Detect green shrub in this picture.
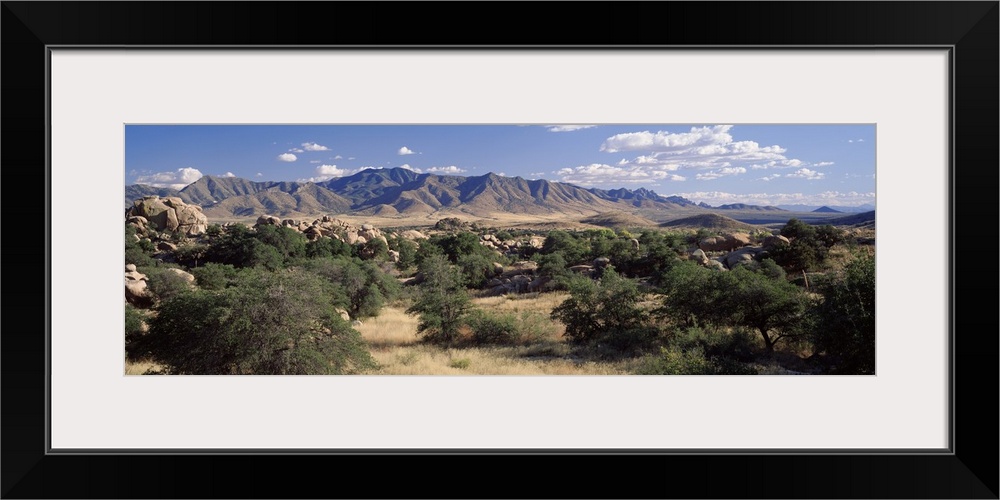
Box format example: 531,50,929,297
659,262,811,353
172,243,210,268
137,268,376,375
551,268,648,345
358,237,389,261
205,224,223,238
300,257,398,319
305,237,352,259
449,358,471,369
386,236,418,271
434,231,490,263
254,224,307,261
407,255,471,345
203,224,285,270
590,326,662,359
771,219,846,273
636,345,758,375
540,230,588,266
125,246,156,268
674,326,758,363
465,310,519,345
668,326,760,374
125,225,156,267
811,253,875,374
124,304,145,346
141,265,193,302
457,252,496,288
636,346,716,375
191,262,239,290
535,252,571,288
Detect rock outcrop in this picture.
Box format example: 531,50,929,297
400,230,428,240
165,268,197,286
689,248,710,266
478,233,546,256
125,264,152,307
252,215,389,248
126,196,209,237
698,232,752,252
762,235,791,250
722,247,764,269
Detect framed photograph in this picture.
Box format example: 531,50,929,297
3,2,996,498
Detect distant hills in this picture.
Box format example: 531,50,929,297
812,206,843,213
580,211,659,229
661,213,757,231
124,168,872,221
825,210,876,227
777,203,875,213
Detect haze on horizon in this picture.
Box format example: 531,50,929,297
126,124,876,209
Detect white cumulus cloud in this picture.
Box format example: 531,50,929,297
426,165,466,174
135,167,203,190
672,190,874,207
557,163,688,186
298,164,357,183
695,166,747,181
302,142,330,151
786,168,825,180
397,146,417,155
601,125,736,153
596,125,829,184
317,164,351,177
221,172,236,178
334,155,343,160
277,153,297,162
255,173,263,177
545,125,596,132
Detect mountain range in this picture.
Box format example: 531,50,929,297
126,168,699,219
125,168,866,221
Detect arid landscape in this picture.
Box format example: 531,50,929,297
125,124,876,375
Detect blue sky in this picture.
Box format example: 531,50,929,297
126,124,876,207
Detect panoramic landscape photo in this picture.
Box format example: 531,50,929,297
124,124,876,375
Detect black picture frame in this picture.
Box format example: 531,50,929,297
3,2,997,498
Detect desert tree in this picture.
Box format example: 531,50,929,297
138,268,375,375
551,267,649,346
406,254,471,345
811,253,876,373
660,261,811,354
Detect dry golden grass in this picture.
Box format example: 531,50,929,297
205,209,625,232
125,359,165,375
352,306,422,349
355,294,636,375
364,344,633,375
472,292,569,316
